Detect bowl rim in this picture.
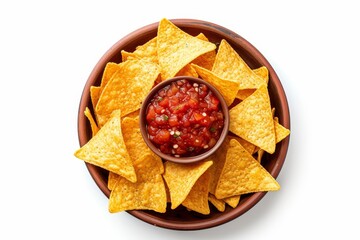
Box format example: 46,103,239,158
77,18,291,231
139,76,229,164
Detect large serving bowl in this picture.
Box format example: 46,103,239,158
77,19,290,230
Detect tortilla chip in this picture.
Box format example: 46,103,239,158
84,107,99,136
90,86,101,111
191,33,216,70
215,139,280,199
121,37,158,63
176,64,198,77
223,195,241,208
191,63,238,106
208,137,231,195
257,149,265,163
229,84,276,153
253,66,269,84
208,194,226,212
74,110,136,183
95,59,159,126
229,135,256,155
274,117,290,143
235,66,269,100
108,154,167,213
182,170,211,215
163,160,213,209
235,89,256,101
120,50,136,62
90,62,122,109
212,39,266,89
107,171,118,190
157,18,216,80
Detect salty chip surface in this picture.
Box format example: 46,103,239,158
108,154,166,213
74,110,136,183
215,139,280,199
157,18,216,80
229,84,276,153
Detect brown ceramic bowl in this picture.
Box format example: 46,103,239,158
139,76,229,164
77,19,290,230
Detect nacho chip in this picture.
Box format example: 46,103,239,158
274,117,291,143
176,64,198,77
84,107,99,136
107,171,118,190
95,59,159,126
208,194,226,212
122,116,163,164
257,149,265,163
208,137,231,195
90,86,101,111
108,115,163,189
229,84,276,153
235,89,256,101
235,66,269,100
163,160,213,209
215,139,280,199
191,64,238,106
90,62,122,109
157,18,216,80
121,37,158,63
120,50,136,62
253,66,269,84
229,135,256,155
212,39,266,90
182,169,211,215
191,33,216,70
108,154,167,213
223,195,241,208
74,110,136,183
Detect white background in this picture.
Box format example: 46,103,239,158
1,0,359,239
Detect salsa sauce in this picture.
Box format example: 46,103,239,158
145,79,224,157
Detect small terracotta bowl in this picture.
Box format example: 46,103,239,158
139,76,229,164
77,19,290,230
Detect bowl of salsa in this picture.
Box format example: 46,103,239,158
139,76,229,164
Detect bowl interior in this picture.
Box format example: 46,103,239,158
77,19,290,230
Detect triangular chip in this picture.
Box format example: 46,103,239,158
121,37,158,63
229,84,276,153
191,63,238,106
163,160,213,209
108,115,164,190
215,139,280,199
208,137,231,195
274,117,290,143
107,171,118,190
223,195,240,208
182,169,211,215
84,107,99,136
122,116,163,166
208,194,226,212
108,154,167,213
95,59,159,126
235,66,269,100
191,33,216,70
157,18,216,80
176,64,198,77
90,62,122,109
253,66,269,84
212,39,267,90
74,110,136,183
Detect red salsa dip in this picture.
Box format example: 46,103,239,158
145,79,224,157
